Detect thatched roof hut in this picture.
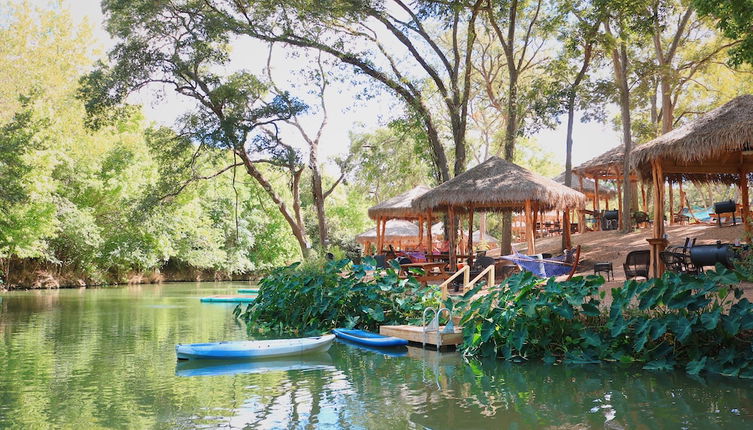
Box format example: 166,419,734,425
574,146,625,179
631,95,753,184
430,222,498,243
355,220,419,242
412,156,585,212
368,185,431,220
553,171,616,198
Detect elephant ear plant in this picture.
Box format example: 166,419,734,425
234,257,441,335
456,264,753,378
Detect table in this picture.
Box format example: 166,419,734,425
399,261,449,283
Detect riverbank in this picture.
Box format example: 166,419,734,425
1,258,260,290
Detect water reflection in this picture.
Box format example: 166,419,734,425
175,354,335,377
1,283,753,429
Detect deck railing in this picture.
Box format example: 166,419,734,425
439,264,495,300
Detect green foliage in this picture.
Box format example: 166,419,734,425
236,258,441,335
694,0,753,66
458,266,753,378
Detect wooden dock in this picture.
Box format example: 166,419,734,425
379,325,463,350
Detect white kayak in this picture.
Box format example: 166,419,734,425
176,334,335,360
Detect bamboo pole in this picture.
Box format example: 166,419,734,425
594,178,601,231
418,215,423,250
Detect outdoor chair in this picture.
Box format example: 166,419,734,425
623,250,650,279
374,254,387,269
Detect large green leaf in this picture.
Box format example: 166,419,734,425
686,356,707,375
700,308,721,330
581,301,600,317
672,316,692,343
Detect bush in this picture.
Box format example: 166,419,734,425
235,257,441,335
457,265,753,378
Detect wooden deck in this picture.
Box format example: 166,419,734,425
379,325,463,350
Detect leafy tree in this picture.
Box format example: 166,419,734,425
80,0,318,257
694,0,753,66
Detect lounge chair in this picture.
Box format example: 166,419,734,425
623,250,650,279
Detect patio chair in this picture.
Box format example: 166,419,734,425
623,250,650,279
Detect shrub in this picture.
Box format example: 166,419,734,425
235,257,441,335
457,265,753,378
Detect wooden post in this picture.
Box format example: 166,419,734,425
594,178,601,231
467,205,475,267
741,170,751,239
448,206,457,272
532,203,539,239
381,217,387,253
376,217,382,254
427,211,433,251
578,175,586,233
563,208,572,249
604,196,610,211
525,199,536,255
418,215,423,250
648,159,668,278
641,182,648,213
668,179,674,225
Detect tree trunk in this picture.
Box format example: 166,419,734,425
309,142,328,249
613,40,633,233
499,72,519,255
237,150,310,258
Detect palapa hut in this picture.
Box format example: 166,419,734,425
367,185,434,253
573,146,646,231
631,94,753,277
554,171,617,233
356,220,420,254
412,156,586,269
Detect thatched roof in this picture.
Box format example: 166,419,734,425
355,220,419,242
430,222,498,243
412,156,586,212
553,171,617,198
631,95,753,184
368,185,431,220
574,146,625,177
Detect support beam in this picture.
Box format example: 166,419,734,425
563,208,572,249
448,206,457,272
467,205,474,267
641,182,648,213
427,211,433,251
594,178,601,231
376,217,382,254
578,175,586,233
418,215,423,250
648,160,668,278
741,170,751,239
525,200,536,255
668,180,674,225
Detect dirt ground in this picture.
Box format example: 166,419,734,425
489,223,753,304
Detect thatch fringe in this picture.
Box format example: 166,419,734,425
553,171,617,198
413,156,585,212
631,95,753,183
368,185,432,220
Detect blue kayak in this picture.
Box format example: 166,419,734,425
200,295,255,303
332,328,408,347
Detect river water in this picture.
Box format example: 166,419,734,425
1,282,753,429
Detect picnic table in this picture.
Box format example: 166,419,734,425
399,261,449,283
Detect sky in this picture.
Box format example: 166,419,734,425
61,0,622,172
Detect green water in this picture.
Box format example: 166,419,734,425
1,283,753,429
